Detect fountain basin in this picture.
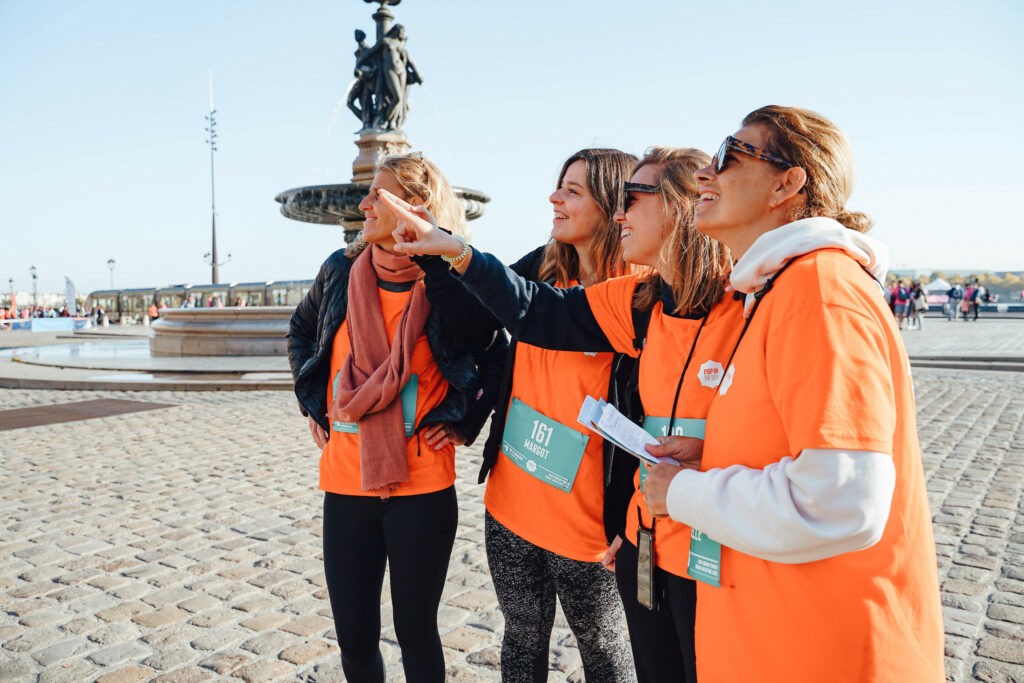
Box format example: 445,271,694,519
150,307,292,357
274,183,490,224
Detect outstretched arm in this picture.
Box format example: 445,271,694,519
456,249,614,352
381,189,615,353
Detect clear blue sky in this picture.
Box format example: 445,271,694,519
1,0,1022,296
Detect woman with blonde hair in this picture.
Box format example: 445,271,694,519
641,106,944,681
381,146,742,683
287,152,507,683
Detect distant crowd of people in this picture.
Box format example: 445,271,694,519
943,280,989,322
885,278,994,330
1,293,258,329
0,305,76,328
885,280,928,330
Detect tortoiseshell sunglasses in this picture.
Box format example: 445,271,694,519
622,181,661,212
713,136,793,173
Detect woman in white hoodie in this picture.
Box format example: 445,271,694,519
642,106,944,682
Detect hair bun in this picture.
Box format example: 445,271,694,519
836,209,873,233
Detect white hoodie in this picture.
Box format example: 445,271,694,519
663,217,898,564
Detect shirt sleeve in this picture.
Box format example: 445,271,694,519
665,448,896,563
765,302,896,455
583,276,644,356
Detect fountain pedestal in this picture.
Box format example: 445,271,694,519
352,130,411,183
150,307,292,357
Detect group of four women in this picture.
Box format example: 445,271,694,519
287,105,945,682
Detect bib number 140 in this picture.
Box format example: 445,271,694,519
656,424,689,436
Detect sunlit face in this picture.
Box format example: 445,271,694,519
358,170,421,251
549,160,605,246
693,124,785,242
613,164,669,269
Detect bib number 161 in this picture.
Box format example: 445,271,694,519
530,420,553,448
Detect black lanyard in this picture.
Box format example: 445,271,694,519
717,257,799,383
637,305,711,535
666,310,712,436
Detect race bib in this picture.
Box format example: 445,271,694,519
501,397,588,493
639,416,721,586
638,417,705,492
332,374,418,437
687,528,722,587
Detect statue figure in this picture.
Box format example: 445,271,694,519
375,24,421,130
348,2,421,133
347,29,376,129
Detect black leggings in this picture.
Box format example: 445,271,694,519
322,487,458,683
485,512,634,682
614,537,697,683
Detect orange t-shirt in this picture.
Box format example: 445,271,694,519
586,275,744,577
484,281,614,562
696,249,944,682
320,286,454,497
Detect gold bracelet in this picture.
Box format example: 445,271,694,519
442,234,471,269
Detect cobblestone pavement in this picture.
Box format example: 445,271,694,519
1,368,1022,682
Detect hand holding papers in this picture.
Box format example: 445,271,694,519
577,396,676,466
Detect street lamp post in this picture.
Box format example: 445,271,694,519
29,266,37,314
203,72,229,284
107,258,116,289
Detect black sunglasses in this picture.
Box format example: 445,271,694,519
622,182,661,212
712,136,794,173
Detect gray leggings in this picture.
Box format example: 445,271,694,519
485,512,635,682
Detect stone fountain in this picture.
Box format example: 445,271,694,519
151,0,487,358
274,0,489,244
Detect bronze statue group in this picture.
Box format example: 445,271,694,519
347,24,421,132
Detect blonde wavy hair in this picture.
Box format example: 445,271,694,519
537,148,638,286
742,105,873,233
631,147,731,315
347,152,467,257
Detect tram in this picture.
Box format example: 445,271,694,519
85,280,313,324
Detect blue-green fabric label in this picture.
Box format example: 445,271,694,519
638,416,721,586
332,374,418,437
501,397,589,493
637,417,706,492
641,416,707,440
687,528,722,587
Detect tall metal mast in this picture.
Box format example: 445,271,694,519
203,71,229,283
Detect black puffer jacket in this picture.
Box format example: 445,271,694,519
287,247,507,445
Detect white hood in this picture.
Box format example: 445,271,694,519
729,217,890,315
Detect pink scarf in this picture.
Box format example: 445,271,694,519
327,244,431,491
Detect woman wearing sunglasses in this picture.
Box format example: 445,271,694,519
640,106,944,681
287,153,507,683
380,146,742,683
